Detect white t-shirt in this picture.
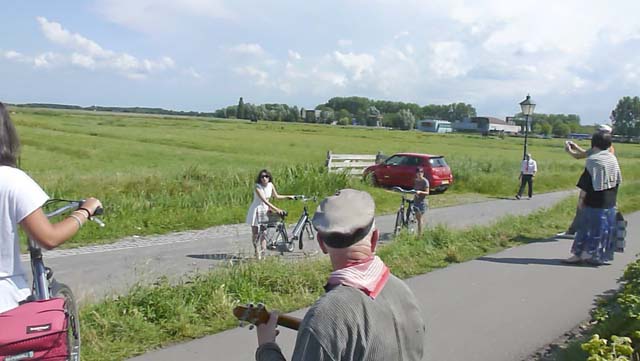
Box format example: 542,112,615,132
0,166,49,313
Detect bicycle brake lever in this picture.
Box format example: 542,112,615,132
91,216,106,228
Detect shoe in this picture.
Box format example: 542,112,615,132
561,255,583,264
515,195,521,200
528,196,532,199
556,231,575,239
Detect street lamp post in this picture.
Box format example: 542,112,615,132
519,94,536,160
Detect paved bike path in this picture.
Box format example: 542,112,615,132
130,205,640,361
23,191,574,304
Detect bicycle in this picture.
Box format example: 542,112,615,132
29,199,104,361
392,187,417,236
289,195,316,251
256,210,292,256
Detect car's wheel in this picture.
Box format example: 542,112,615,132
365,173,378,186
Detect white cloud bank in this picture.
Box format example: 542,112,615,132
1,17,196,80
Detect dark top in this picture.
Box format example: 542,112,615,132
577,169,618,208
414,177,429,203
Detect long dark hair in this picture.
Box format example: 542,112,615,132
255,169,273,184
0,102,20,167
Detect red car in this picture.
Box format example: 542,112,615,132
363,152,454,192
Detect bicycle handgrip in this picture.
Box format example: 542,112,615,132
93,206,104,216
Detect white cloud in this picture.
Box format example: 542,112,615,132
234,65,269,85
71,53,96,69
37,17,111,58
288,50,301,60
3,50,25,60
4,17,183,80
333,51,375,80
429,41,469,78
95,0,236,33
229,43,265,56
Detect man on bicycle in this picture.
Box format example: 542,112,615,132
254,189,426,361
413,167,430,236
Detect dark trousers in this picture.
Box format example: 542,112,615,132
517,174,534,198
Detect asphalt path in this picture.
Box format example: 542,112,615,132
127,194,640,361
22,190,574,304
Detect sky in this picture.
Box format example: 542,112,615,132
1,0,639,124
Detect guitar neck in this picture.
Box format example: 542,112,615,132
277,314,301,330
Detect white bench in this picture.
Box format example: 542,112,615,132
326,151,385,176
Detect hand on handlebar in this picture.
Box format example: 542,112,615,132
80,197,103,216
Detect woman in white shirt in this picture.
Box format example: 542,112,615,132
0,102,102,313
246,169,293,259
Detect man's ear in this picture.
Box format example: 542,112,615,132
317,233,328,254
371,229,379,252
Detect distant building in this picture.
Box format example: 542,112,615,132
416,119,452,133
304,109,322,123
452,116,520,134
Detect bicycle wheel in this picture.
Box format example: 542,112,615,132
277,225,294,253
407,210,418,234
393,209,404,236
300,221,315,250
51,281,80,361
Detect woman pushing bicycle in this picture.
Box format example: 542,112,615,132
245,169,294,259
0,102,102,313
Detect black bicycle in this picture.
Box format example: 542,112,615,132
257,210,291,256
392,187,417,235
290,195,316,250
30,198,104,361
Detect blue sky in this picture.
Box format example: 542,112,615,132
1,0,639,123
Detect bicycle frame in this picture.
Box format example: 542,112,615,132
392,187,417,235
290,196,315,249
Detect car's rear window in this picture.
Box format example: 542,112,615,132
429,157,448,167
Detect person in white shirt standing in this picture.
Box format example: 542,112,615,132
516,153,537,200
0,102,102,313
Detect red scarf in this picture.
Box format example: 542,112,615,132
326,256,390,299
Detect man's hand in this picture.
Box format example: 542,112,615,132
257,311,280,346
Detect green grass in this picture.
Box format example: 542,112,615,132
10,107,640,248
77,182,640,360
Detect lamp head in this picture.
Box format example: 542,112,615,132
519,94,536,116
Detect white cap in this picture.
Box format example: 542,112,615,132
597,124,612,133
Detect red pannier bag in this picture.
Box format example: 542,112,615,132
0,298,68,361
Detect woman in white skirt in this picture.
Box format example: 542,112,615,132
246,169,294,259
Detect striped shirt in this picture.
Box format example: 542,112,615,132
256,275,426,361
585,150,621,191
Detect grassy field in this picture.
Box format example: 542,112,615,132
10,107,640,248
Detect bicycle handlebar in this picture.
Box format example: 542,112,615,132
44,199,105,227
391,187,416,194
293,195,317,202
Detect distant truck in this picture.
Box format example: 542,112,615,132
416,119,452,133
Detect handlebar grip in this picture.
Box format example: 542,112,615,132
93,207,104,216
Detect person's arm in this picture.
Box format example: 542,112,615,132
271,184,295,200
255,187,284,214
20,197,102,250
565,141,587,159
532,160,537,177
577,190,587,209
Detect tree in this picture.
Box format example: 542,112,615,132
237,97,245,119
540,122,552,136
396,109,416,130
366,106,381,126
552,122,571,137
612,96,640,137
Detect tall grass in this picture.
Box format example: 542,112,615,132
10,107,640,247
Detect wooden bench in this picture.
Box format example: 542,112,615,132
326,151,385,176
